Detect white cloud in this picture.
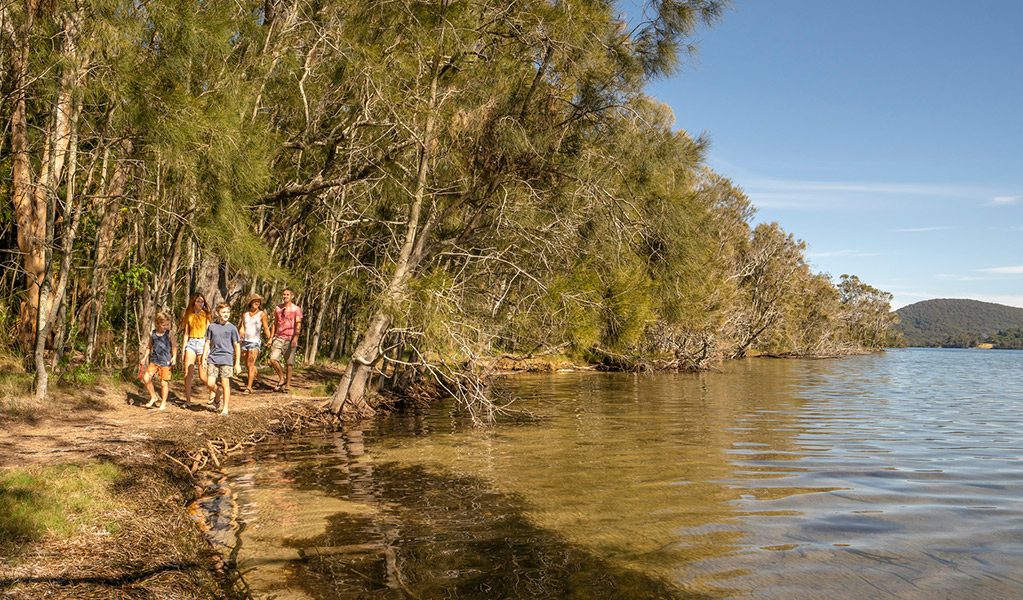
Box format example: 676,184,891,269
747,193,820,210
891,226,955,233
978,265,1023,275
740,177,991,211
936,274,988,282
989,195,1021,206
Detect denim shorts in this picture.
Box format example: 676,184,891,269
185,337,205,356
241,340,261,352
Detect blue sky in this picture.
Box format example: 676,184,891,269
637,1,1022,309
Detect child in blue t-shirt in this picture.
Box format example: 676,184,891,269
141,312,177,409
203,302,241,416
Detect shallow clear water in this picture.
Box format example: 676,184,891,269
222,349,1023,599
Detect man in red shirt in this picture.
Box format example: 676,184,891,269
269,288,303,392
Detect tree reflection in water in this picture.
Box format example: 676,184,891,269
277,460,712,600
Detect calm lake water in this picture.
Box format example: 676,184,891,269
218,349,1023,599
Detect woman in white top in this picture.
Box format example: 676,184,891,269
238,293,271,393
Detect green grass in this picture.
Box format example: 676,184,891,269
301,380,337,397
0,362,116,420
0,358,34,419
0,462,122,552
56,363,99,386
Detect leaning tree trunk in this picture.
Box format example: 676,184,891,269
327,32,445,417
327,312,391,416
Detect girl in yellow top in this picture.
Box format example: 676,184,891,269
180,293,212,405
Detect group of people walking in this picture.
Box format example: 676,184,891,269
139,289,303,415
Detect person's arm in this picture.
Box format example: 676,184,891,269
261,312,271,340
141,336,152,365
237,316,246,339
291,309,302,348
269,309,277,341
170,336,177,367
234,341,242,372
202,338,211,365
181,327,189,361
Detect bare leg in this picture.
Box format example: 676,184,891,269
284,363,293,390
143,371,158,406
206,366,218,407
270,358,284,387
219,376,231,415
158,379,169,410
245,349,257,391
197,353,209,386
183,350,198,404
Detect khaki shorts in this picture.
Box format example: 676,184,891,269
269,337,297,365
146,363,172,381
207,363,234,380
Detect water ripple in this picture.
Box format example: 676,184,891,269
226,349,1023,599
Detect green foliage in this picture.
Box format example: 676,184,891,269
56,363,99,386
838,274,900,349
0,355,33,418
111,265,149,294
895,299,1023,348
598,258,656,350
986,327,1023,349
0,0,895,392
0,462,121,552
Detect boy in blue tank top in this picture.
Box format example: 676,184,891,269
142,312,176,409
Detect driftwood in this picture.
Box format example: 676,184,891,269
159,404,335,480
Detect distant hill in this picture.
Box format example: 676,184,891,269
895,299,1023,347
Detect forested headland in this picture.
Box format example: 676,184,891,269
895,299,1023,348
1,0,899,418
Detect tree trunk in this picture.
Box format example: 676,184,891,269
85,141,132,361
10,6,39,347
194,250,248,311
186,235,197,300
306,284,329,363
51,298,67,368
329,291,347,361
328,311,390,416
15,10,83,348
121,282,130,369
33,29,85,395
45,92,84,371
328,23,445,416
33,101,62,398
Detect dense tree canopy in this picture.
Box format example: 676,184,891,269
895,299,1023,348
1,0,896,416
